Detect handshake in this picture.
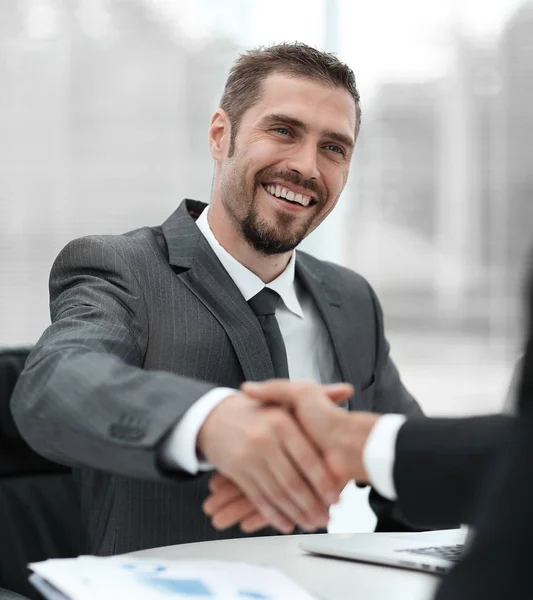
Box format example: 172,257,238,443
197,380,380,535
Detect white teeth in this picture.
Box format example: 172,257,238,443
263,183,312,206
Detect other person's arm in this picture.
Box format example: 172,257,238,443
203,380,512,531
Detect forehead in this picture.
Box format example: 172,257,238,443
243,72,357,137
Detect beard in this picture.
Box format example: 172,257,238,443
240,195,307,255
221,166,323,256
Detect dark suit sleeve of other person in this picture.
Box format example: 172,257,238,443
10,235,216,481
393,414,513,529
359,281,427,532
435,271,533,600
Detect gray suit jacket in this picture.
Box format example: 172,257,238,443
11,199,421,554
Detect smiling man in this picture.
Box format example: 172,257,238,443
12,42,422,555
209,70,358,267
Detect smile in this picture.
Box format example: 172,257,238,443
261,183,315,207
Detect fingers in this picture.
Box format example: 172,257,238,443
206,470,310,531
205,463,328,533
205,461,330,533
208,471,229,493
243,384,346,463
204,476,242,516
235,473,295,534
321,383,355,404
253,453,328,531
241,512,269,533
204,473,267,531
241,380,353,408
198,391,345,536
250,384,357,489
205,482,269,533
281,418,342,506
205,476,291,533
204,423,339,533
210,495,257,530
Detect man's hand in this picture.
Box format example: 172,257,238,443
203,380,380,533
197,387,352,534
243,380,379,482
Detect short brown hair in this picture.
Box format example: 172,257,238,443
220,42,362,156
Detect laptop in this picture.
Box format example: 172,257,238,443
299,528,469,574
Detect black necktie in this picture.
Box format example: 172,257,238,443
248,288,290,379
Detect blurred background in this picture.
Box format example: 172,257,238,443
1,0,531,531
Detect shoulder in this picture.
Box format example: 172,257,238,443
53,226,167,273
296,249,378,303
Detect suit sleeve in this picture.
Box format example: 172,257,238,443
394,415,513,529
363,282,513,531
10,235,216,481
435,265,533,599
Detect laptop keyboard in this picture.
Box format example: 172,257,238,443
396,544,464,563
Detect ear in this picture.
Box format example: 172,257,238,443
208,109,231,160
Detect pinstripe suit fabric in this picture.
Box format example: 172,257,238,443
11,199,421,554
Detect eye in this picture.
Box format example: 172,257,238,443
273,127,291,136
325,144,345,156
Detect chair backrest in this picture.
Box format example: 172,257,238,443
0,348,85,599
0,588,32,600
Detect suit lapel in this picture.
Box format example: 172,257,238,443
162,200,275,382
162,201,369,392
296,254,370,407
296,256,353,385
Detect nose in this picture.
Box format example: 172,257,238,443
285,140,320,181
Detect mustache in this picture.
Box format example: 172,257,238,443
256,168,323,201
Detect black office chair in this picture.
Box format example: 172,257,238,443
0,348,85,599
0,589,31,600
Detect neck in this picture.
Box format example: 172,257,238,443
206,201,292,284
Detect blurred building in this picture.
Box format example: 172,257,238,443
358,81,440,241
500,2,533,298
0,0,238,342
346,10,532,342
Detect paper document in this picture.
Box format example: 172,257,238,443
29,556,318,600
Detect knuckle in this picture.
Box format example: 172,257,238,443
247,428,271,448
231,445,258,469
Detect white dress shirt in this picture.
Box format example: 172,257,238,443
162,206,403,500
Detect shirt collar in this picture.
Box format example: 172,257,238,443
196,206,304,319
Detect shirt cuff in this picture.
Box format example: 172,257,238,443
362,414,407,501
161,387,237,474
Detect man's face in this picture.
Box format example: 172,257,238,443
216,72,357,255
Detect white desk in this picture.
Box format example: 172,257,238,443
130,534,440,600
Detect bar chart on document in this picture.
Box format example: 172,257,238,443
28,556,318,600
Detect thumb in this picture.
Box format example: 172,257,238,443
241,380,353,408
321,383,354,405
243,381,349,456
